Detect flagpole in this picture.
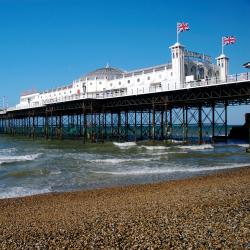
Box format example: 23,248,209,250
177,23,179,43
222,36,224,54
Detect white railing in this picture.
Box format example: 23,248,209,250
3,72,249,113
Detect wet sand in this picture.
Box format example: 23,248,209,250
0,167,249,249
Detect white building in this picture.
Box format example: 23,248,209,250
15,42,228,110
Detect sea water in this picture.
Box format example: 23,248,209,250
0,135,249,199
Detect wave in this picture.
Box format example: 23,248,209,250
113,142,137,149
152,151,188,156
0,186,51,199
94,163,250,176
167,139,183,144
88,157,158,164
0,153,42,165
177,144,214,151
235,144,249,148
0,147,17,154
138,145,168,150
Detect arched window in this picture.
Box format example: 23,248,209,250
208,69,212,78
191,65,197,79
198,67,204,79
184,64,188,76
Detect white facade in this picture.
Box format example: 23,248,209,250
14,42,227,110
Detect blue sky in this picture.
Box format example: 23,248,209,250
0,0,249,124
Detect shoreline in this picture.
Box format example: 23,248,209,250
0,164,249,201
0,166,249,248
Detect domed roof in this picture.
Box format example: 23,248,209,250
83,65,124,80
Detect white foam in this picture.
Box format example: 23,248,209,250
236,144,249,148
139,145,168,150
152,151,188,156
0,153,42,165
50,170,62,175
113,142,137,149
167,139,183,144
94,163,249,176
177,144,214,151
0,186,51,199
0,147,17,154
89,157,157,164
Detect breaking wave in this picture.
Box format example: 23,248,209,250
88,157,158,164
0,153,42,165
0,186,51,199
94,163,250,176
235,144,249,148
177,144,214,151
138,145,168,150
0,148,17,154
113,142,137,149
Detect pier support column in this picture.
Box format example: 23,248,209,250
212,104,215,140
32,115,35,139
198,105,203,144
118,111,121,141
152,101,155,141
169,108,173,140
83,104,87,144
45,113,49,140
140,110,143,140
134,110,137,141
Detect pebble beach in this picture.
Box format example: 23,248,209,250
0,167,249,249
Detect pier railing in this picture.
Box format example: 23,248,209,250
1,72,249,113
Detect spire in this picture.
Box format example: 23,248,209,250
106,62,110,68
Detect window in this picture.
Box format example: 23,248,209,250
128,80,130,83
99,82,102,85
147,76,150,80
176,52,178,58
137,78,140,82
90,82,92,85
173,53,175,58
110,83,113,87
119,82,121,85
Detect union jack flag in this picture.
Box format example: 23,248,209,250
177,22,190,32
223,36,236,45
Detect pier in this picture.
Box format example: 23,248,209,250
0,74,249,143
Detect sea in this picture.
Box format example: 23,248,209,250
0,135,249,199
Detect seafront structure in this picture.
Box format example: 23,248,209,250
0,37,249,143
14,42,224,110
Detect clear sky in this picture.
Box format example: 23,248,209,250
0,0,249,124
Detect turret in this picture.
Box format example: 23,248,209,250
216,54,229,81
170,42,185,88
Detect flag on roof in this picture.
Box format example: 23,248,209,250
223,36,236,45
177,22,190,32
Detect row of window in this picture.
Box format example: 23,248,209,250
88,75,167,87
